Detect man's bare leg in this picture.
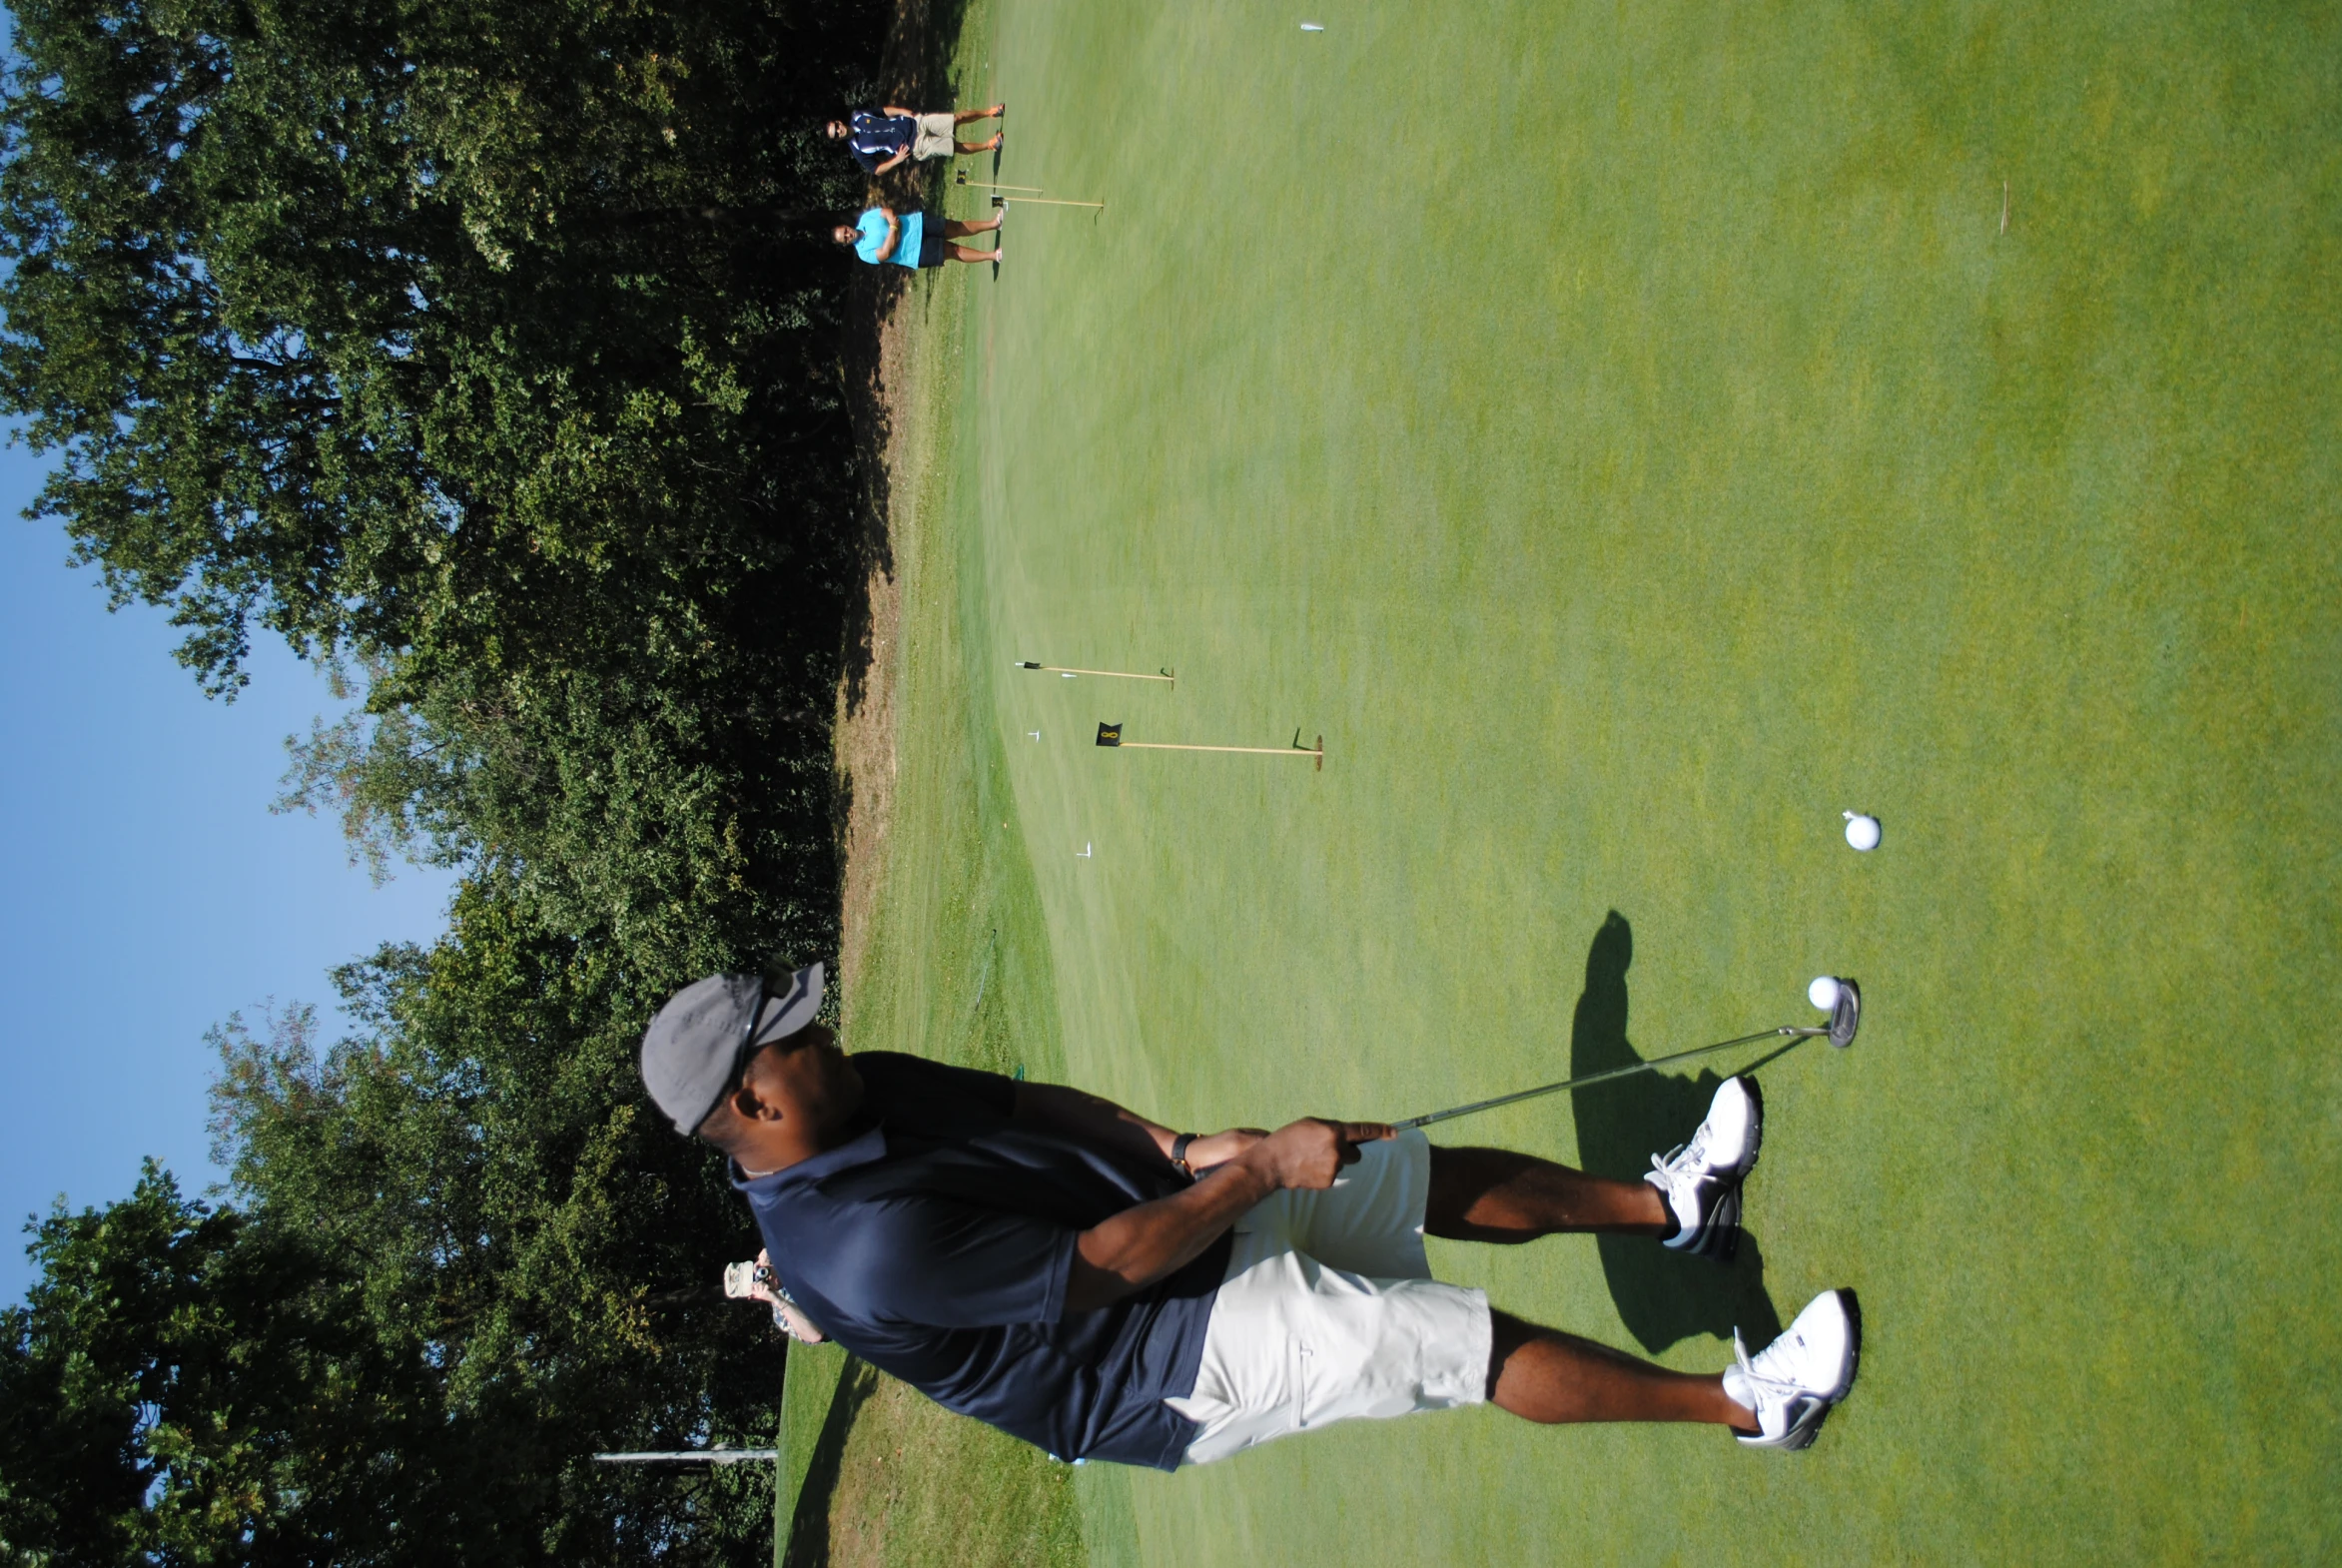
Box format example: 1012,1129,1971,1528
1487,1310,1753,1426
948,104,1004,154
1425,1146,1669,1241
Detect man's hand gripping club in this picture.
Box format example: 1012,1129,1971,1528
1062,1119,1393,1313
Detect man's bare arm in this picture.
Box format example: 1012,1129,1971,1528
1062,1120,1391,1313
875,148,910,174
872,209,900,262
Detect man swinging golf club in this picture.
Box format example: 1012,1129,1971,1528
640,965,1860,1470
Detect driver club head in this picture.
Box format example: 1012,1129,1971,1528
1828,980,1862,1048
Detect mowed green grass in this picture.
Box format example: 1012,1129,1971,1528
843,0,2342,1561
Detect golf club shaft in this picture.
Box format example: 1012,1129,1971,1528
1392,1026,1827,1130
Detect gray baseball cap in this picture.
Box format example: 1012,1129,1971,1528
639,963,826,1136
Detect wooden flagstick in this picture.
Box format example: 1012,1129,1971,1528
1098,724,1322,770
956,173,1046,193
1116,739,1321,763
998,195,1106,210
1015,661,1173,684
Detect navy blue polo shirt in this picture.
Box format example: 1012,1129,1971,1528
735,1053,1229,1470
846,110,915,173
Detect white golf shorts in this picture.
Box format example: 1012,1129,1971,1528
1166,1130,1492,1465
911,112,958,159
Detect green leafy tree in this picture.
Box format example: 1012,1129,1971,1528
0,877,800,1565
0,0,901,1557
2,0,879,974
0,0,879,694
202,872,789,1563
0,1166,450,1565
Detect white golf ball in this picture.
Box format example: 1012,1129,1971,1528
1843,811,1882,851
1809,975,1843,1011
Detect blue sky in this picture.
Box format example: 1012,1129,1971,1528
0,438,455,1301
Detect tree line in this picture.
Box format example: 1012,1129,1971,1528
0,0,900,1558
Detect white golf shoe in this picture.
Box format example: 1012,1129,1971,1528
1723,1288,1862,1449
1645,1076,1763,1258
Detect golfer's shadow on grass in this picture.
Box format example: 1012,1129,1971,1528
1570,911,1785,1355
783,1356,882,1567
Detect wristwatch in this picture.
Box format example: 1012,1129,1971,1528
1170,1132,1201,1178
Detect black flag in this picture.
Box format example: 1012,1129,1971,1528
1096,722,1123,747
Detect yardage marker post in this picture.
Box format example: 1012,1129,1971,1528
1098,723,1322,770
1015,660,1173,684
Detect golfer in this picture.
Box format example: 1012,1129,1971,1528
640,966,1861,1469
836,204,1002,271
825,104,1005,176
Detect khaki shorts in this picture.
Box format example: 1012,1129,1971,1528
1166,1131,1492,1466
912,112,958,160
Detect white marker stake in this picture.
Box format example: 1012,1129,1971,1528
1028,730,1042,741
1301,22,1325,30
1077,843,1094,859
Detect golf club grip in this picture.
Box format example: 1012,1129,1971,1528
1392,1027,1808,1130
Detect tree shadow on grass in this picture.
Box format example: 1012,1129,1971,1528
1568,911,1785,1355
782,1357,882,1568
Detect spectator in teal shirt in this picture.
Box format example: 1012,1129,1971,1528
836,204,1003,270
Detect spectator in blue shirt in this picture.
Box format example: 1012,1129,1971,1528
835,204,1003,271
637,967,1864,1467
824,103,1006,176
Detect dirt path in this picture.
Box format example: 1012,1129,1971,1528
832,0,962,997
833,302,914,999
